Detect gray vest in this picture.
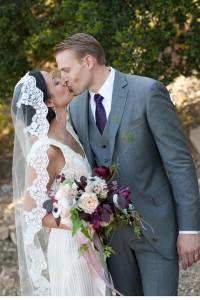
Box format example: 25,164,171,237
88,104,111,167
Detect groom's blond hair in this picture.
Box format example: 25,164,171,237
55,33,106,65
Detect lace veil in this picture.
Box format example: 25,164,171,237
11,72,51,295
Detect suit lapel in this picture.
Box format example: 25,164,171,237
79,91,95,167
108,69,128,160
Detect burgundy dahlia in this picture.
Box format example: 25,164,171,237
118,187,132,203
92,166,111,180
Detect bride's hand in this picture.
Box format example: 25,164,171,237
59,223,71,231
42,213,71,230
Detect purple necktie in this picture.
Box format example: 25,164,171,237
94,93,107,135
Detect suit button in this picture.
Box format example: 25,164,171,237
102,145,106,148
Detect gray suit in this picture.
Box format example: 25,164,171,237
69,69,200,295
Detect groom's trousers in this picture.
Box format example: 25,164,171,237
107,225,179,296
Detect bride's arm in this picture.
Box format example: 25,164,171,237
24,145,71,231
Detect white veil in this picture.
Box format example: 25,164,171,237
11,72,51,295
11,72,115,296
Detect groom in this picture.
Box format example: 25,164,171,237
55,33,200,295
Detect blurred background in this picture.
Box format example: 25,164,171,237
0,0,199,295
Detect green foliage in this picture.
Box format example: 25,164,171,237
0,101,13,157
103,245,115,261
80,224,92,241
78,243,89,257
70,207,83,236
70,207,92,239
0,0,199,171
0,0,199,99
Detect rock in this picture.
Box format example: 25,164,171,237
9,225,17,245
9,232,17,245
2,185,12,194
190,126,200,154
0,185,12,197
0,266,20,296
0,226,9,240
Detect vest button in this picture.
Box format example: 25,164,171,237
102,145,106,148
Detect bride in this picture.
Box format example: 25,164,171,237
11,70,111,296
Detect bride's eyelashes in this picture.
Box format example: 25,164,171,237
53,78,59,86
52,76,60,86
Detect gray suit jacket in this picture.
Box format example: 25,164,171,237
69,69,200,259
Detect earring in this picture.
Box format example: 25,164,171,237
54,107,58,121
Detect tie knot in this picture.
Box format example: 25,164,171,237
94,93,104,103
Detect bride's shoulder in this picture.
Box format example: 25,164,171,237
27,138,61,162
29,138,49,151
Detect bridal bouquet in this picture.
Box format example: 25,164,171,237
43,165,145,260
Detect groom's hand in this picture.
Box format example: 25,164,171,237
177,234,200,269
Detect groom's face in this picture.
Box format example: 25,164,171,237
56,50,92,96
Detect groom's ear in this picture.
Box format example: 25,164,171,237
82,55,96,70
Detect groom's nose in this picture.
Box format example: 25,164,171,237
60,71,68,82
60,79,66,86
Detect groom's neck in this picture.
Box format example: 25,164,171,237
88,65,111,93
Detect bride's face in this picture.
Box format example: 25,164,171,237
41,71,74,108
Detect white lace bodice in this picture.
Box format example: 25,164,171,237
48,136,92,192
28,121,91,190
52,120,91,184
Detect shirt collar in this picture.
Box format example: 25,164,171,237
89,67,115,100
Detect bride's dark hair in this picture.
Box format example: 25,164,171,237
12,69,56,125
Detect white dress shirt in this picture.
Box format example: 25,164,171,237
89,66,115,121
89,67,198,235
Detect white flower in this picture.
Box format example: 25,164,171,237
86,176,107,195
55,183,75,202
78,192,99,214
85,184,93,193
59,198,72,218
113,194,119,207
52,202,61,219
128,204,134,210
70,184,78,198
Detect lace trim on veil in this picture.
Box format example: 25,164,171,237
24,140,50,295
16,73,51,294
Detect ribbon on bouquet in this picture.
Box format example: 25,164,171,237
76,230,124,296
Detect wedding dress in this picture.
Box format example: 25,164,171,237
47,123,109,295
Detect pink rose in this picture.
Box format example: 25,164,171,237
78,192,99,214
